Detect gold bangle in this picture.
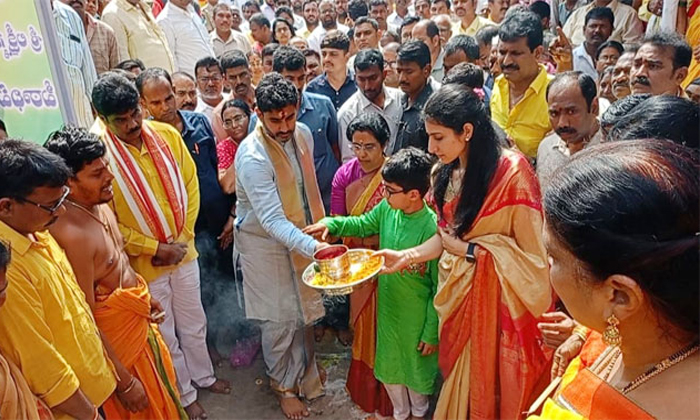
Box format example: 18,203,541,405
572,325,590,342
118,376,136,395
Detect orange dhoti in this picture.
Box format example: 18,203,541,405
94,278,186,420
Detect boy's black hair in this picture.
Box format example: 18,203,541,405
381,147,434,196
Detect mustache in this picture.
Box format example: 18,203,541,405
632,76,650,86
555,127,576,136
501,64,519,71
128,126,141,135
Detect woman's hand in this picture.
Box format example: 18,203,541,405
551,333,585,380
439,228,471,257
417,341,438,356
218,216,234,250
149,297,165,324
373,249,410,274
538,311,575,349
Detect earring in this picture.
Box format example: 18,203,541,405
603,314,621,347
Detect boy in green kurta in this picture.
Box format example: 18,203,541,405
305,148,439,420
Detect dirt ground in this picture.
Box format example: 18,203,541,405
198,333,368,420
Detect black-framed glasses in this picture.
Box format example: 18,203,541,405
17,186,70,214
381,182,404,196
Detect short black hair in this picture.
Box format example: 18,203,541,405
475,25,499,47
354,48,384,71
262,42,281,59
0,241,9,271
45,126,106,175
0,139,71,200
355,16,379,31
221,98,252,119
400,15,421,35
92,72,140,118
547,71,597,111
528,1,550,21
135,67,172,95
595,40,624,60
0,119,6,135
213,2,233,15
304,48,321,60
273,45,306,72
431,0,451,8
275,5,295,18
498,9,543,51
641,32,692,70
243,0,261,10
114,58,145,72
249,13,271,28
346,113,391,147
444,35,480,61
321,30,351,52
221,50,249,71
348,0,369,20
255,72,299,112
195,56,223,78
443,62,485,88
585,6,614,27
421,19,440,39
381,147,434,196
398,40,431,68
369,0,389,9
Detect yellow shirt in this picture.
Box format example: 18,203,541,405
490,65,553,158
0,221,116,417
452,16,494,37
101,0,175,73
92,119,200,282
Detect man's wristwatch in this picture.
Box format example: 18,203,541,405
465,242,477,263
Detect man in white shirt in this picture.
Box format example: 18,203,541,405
308,0,349,52
388,0,410,27
572,7,613,81
194,57,229,121
261,0,277,21
157,0,216,75
563,0,642,46
210,3,252,57
338,49,403,161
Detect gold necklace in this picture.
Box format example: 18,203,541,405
621,341,699,394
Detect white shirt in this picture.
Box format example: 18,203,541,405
337,86,404,162
211,29,252,57
156,2,215,75
387,11,409,28
307,23,350,53
572,44,598,81
261,2,276,22
563,0,643,46
195,92,230,122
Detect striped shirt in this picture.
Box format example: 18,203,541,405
86,14,122,74
53,1,98,128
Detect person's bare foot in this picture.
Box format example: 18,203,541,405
205,378,232,394
336,328,353,346
314,325,326,342
185,401,208,420
279,396,309,420
317,361,327,385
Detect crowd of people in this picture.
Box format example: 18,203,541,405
0,0,698,419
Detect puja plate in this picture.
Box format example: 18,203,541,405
302,249,384,296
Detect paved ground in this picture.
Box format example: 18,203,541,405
198,333,367,420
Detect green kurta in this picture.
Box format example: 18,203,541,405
322,199,439,394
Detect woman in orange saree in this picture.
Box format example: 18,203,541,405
531,140,699,420
378,85,553,419
329,114,393,417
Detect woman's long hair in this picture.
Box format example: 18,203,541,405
425,84,502,237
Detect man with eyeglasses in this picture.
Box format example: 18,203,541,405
91,72,231,420
0,139,116,420
194,57,229,123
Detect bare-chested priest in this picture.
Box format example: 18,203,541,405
46,126,187,420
